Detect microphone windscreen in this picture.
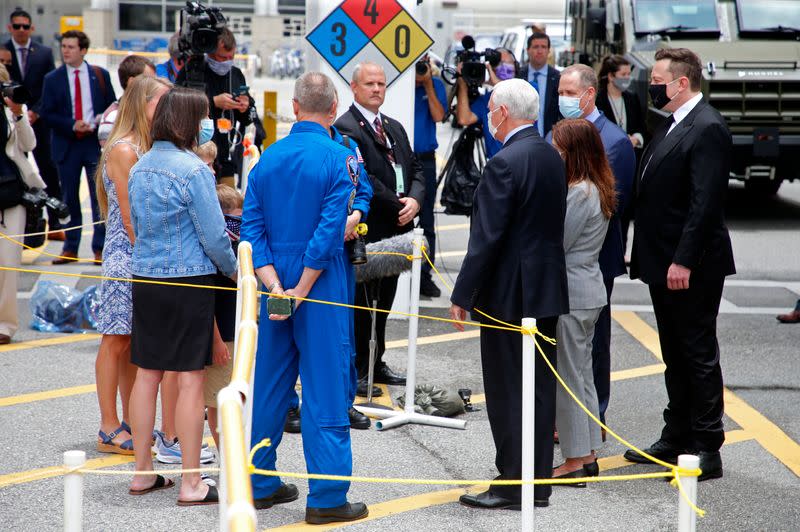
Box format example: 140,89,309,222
355,232,428,283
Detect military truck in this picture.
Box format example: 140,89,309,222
567,0,800,195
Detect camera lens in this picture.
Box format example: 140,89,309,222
415,61,428,75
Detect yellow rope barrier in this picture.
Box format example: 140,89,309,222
4,219,105,239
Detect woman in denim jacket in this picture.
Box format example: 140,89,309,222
126,87,236,506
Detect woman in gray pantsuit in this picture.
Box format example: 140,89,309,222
550,119,616,484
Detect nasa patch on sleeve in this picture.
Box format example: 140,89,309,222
346,155,360,186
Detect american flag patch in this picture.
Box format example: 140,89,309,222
355,146,364,164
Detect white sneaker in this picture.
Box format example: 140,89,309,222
154,433,215,465
201,473,217,487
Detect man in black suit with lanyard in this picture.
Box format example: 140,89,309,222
625,48,735,481
335,62,425,395
4,8,60,238
450,78,568,509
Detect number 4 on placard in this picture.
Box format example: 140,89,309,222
364,0,379,25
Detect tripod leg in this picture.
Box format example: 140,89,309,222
366,297,378,404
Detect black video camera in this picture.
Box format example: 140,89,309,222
415,58,429,76
178,1,227,91
0,81,29,105
21,188,70,224
454,36,501,100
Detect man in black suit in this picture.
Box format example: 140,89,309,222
334,62,425,394
625,48,735,481
4,8,60,239
518,32,560,137
450,78,568,509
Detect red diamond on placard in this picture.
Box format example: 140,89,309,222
341,0,402,39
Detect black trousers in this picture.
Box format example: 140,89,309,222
353,275,399,377
649,279,725,452
31,120,61,229
480,316,558,502
591,276,615,423
416,152,437,278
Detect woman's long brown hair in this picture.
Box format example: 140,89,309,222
552,118,617,219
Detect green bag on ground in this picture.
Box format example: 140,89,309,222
396,385,466,417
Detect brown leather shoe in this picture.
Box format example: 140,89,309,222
94,251,103,264
52,250,79,265
0,334,10,345
777,310,800,324
47,230,66,241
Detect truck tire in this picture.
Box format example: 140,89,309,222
744,179,782,196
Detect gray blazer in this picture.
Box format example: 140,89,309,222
564,180,609,310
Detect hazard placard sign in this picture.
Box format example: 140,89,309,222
306,0,434,86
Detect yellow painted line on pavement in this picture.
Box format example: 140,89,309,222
385,330,480,351
0,384,96,408
437,250,466,259
269,428,754,530
0,334,100,353
613,311,800,477
611,363,665,381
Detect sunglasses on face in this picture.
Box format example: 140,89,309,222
12,24,31,30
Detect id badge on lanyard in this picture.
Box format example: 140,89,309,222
393,163,405,196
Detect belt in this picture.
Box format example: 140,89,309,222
416,151,436,161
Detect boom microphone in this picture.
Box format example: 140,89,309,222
355,232,428,283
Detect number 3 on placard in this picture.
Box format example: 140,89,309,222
331,22,346,56
364,0,378,24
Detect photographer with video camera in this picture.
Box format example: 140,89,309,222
453,42,518,159
177,26,255,188
0,61,45,344
414,54,446,297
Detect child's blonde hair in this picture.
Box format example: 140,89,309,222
195,140,218,162
216,184,243,213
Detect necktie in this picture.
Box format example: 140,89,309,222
18,47,27,78
641,115,674,181
531,71,540,93
74,69,87,139
373,117,395,164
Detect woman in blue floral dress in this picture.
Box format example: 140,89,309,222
94,76,171,454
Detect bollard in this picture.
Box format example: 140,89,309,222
262,91,277,151
63,450,86,532
677,454,700,532
521,318,536,531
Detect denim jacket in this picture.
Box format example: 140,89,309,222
128,141,237,278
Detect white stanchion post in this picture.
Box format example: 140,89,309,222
63,450,85,532
677,454,699,532
521,318,536,531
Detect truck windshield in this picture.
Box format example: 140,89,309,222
737,0,800,34
633,0,719,35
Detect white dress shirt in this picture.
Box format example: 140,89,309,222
502,124,533,145
667,92,703,135
527,64,549,136
354,100,391,148
66,62,95,125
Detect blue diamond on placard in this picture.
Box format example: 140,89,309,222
306,7,369,71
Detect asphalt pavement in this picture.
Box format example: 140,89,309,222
1,95,799,531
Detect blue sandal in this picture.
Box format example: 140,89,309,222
97,425,134,455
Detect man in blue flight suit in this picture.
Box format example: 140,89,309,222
283,95,374,434
241,72,369,525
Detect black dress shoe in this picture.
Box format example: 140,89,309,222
373,364,406,385
355,379,383,397
459,490,520,510
551,467,587,488
420,276,441,298
348,407,371,430
624,440,687,465
254,483,299,509
305,502,369,524
583,460,599,477
284,407,301,434
534,498,549,508
697,451,723,481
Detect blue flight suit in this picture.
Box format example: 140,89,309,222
287,125,373,411
241,121,357,508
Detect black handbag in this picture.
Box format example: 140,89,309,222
438,125,487,216
0,171,24,211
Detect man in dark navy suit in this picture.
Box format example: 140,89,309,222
555,64,636,428
40,30,115,263
450,78,568,509
4,8,60,238
518,32,561,137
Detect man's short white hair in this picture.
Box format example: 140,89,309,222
351,61,385,83
490,78,539,122
294,71,336,113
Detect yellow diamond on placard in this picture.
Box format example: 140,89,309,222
372,9,433,73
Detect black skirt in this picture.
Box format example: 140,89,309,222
131,274,215,371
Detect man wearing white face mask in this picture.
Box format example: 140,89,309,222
450,78,568,510
554,64,635,436
177,27,254,188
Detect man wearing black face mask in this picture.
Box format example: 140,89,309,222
176,27,254,187
625,48,735,482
